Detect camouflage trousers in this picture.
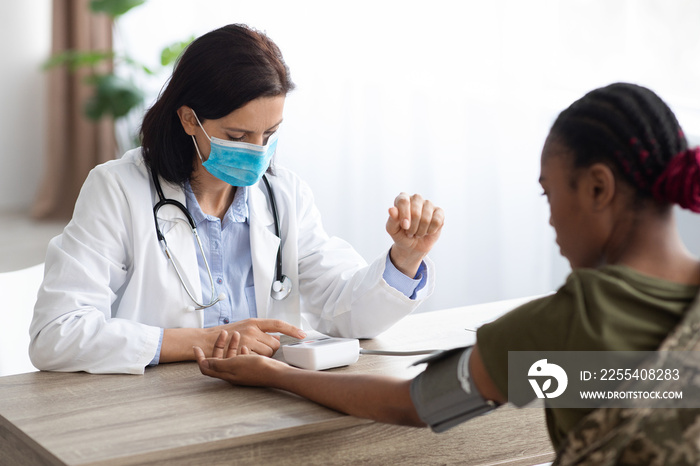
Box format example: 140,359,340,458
555,293,700,466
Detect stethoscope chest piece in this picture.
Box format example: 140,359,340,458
271,275,292,301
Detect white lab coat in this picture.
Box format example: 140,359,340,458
29,149,434,374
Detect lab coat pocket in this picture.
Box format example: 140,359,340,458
245,285,258,318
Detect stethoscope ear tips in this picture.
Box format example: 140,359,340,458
271,275,292,301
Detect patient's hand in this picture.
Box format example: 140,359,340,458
194,330,290,387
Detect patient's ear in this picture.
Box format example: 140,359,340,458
583,163,616,211
176,106,198,135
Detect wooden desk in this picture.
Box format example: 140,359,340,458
0,297,555,465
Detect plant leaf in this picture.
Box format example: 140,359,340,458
160,36,195,66
117,55,155,75
90,0,146,18
84,73,144,120
42,50,113,71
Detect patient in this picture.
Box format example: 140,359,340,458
194,83,700,455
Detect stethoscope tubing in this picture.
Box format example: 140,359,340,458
262,175,284,285
150,169,291,310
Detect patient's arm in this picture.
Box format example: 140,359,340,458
194,330,503,427
470,344,507,404
195,330,423,426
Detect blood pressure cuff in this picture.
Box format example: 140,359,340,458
410,346,495,433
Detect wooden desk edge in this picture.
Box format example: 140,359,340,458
1,413,64,466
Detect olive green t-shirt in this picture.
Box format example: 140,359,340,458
476,265,699,450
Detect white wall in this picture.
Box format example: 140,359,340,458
4,1,700,314
0,1,52,212
113,0,700,312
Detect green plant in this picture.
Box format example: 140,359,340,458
43,0,192,121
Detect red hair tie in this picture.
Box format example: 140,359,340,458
652,147,700,213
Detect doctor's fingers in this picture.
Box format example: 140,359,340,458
386,207,403,237
428,206,445,235
416,203,445,237
413,200,439,237
253,318,307,340
406,194,427,237
393,193,412,231
395,194,436,238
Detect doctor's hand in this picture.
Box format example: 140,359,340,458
211,318,306,358
195,330,290,387
386,193,444,277
161,319,305,363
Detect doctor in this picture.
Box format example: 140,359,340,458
29,24,444,375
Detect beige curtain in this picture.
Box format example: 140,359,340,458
32,0,116,220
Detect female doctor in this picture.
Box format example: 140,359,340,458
29,24,444,375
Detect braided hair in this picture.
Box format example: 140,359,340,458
549,83,700,213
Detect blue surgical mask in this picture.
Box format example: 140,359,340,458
191,111,278,187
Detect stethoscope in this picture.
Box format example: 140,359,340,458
151,169,292,310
